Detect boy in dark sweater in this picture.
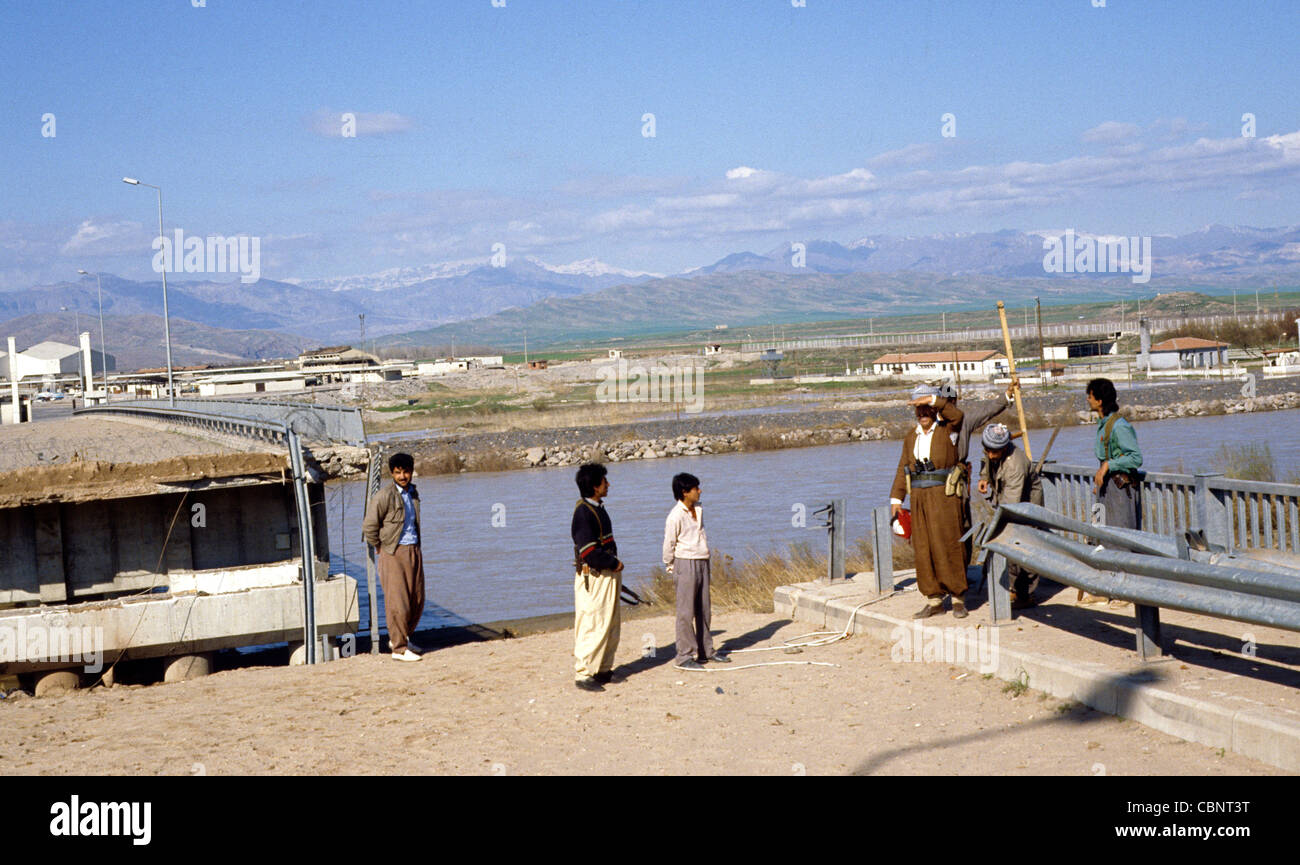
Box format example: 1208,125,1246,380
571,463,623,692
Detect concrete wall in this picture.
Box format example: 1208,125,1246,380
0,480,328,604
1149,349,1225,370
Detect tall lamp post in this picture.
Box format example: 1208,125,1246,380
77,269,109,403
59,304,82,396
122,177,175,406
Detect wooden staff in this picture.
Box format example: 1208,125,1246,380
996,301,1032,462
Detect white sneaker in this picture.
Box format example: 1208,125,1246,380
391,649,422,662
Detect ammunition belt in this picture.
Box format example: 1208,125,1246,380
909,469,950,488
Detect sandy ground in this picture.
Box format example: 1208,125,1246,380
0,612,1281,776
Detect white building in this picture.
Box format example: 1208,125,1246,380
417,358,471,376
1148,337,1228,370
872,350,1008,379
297,345,379,368
1045,337,1119,361
1,340,116,382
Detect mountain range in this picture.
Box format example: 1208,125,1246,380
4,225,1299,364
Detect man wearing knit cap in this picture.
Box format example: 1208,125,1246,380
927,375,1018,565
978,423,1043,607
891,383,968,618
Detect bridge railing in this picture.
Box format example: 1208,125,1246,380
1039,463,1300,555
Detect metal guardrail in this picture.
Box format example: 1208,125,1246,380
1040,463,1300,555
980,502,1300,659
74,403,291,445
89,398,366,445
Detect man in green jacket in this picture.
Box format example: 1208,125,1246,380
362,452,425,661
1084,378,1143,604
1087,378,1143,528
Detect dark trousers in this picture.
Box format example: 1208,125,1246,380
1099,474,1141,530
378,543,425,652
673,558,715,663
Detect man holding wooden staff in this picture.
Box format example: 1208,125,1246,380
891,384,968,618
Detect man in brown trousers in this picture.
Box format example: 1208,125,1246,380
362,452,426,661
891,384,968,619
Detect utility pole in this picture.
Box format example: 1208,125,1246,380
358,314,366,399
1035,296,1045,387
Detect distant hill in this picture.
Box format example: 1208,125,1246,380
0,312,310,371
0,260,654,345
688,225,1300,278
374,271,1116,350
375,271,1300,352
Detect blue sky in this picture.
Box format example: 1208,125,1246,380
2,0,1298,288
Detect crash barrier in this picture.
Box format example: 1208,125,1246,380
1039,463,1300,555
79,398,365,445
980,502,1300,660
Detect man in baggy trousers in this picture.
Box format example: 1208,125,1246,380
571,463,623,692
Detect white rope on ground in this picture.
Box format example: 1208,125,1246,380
668,586,914,672
674,660,840,672
729,587,912,654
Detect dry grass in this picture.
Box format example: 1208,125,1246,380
738,427,788,451
415,447,522,475
462,450,517,473
1209,442,1293,483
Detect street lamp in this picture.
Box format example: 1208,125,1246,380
77,269,109,403
122,177,175,406
59,305,82,401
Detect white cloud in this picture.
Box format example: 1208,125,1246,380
59,219,146,256
868,143,938,170
1082,121,1141,144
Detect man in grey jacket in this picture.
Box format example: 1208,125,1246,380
920,375,1018,564
978,423,1043,607
362,452,425,661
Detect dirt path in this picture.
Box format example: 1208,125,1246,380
0,613,1280,775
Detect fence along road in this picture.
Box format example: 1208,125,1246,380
740,311,1287,353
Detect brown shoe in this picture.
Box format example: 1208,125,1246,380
951,598,968,619
913,601,944,619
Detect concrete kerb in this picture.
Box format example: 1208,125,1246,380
775,573,1300,773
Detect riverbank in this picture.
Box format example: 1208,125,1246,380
0,610,1278,775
